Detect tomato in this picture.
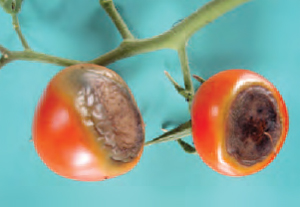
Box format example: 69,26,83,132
191,69,288,176
32,64,145,181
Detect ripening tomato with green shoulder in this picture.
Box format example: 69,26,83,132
32,64,145,181
191,69,288,176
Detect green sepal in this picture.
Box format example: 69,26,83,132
177,139,197,154
1,0,23,14
145,120,192,146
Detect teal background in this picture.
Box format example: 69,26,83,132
0,0,299,206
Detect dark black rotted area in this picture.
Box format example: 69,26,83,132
226,85,282,166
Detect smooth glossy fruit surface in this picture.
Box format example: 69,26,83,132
191,69,288,176
32,64,145,181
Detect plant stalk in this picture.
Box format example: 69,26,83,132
11,13,30,50
100,0,134,40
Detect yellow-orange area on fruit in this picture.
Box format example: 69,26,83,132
32,64,145,181
191,69,288,176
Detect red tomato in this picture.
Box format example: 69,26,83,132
191,69,288,176
32,64,145,181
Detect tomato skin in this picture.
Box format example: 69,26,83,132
32,64,144,181
33,85,104,181
191,69,288,176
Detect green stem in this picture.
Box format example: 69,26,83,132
100,0,134,40
1,0,250,70
178,45,194,109
166,0,251,45
145,120,192,146
92,0,250,66
0,44,11,68
0,50,82,69
90,37,175,65
0,44,9,54
0,55,11,68
11,13,30,50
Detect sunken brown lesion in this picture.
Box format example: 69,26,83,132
92,77,144,163
226,85,282,166
75,70,144,163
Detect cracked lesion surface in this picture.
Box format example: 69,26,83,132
226,85,282,166
75,70,144,163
